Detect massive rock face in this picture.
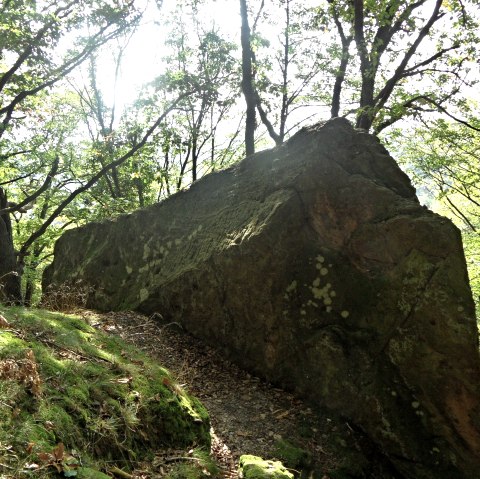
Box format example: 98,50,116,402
43,118,480,478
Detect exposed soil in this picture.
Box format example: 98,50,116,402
81,309,362,479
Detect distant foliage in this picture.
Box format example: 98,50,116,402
386,117,480,317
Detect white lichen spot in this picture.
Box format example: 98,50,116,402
197,224,203,231
412,401,420,409
320,268,328,276
175,238,182,246
340,310,349,319
286,280,298,293
139,288,149,302
432,447,440,454
300,309,306,316
391,391,397,397
326,306,332,313
457,306,464,312
167,241,172,249
159,246,165,255
330,290,337,297
324,298,332,306
126,266,133,274
284,294,289,300
316,255,325,263
311,287,323,300
312,277,321,287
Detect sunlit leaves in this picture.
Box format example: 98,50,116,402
0,0,140,138
386,117,480,314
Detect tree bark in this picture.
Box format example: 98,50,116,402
240,0,256,156
0,188,22,303
329,0,353,118
353,0,376,130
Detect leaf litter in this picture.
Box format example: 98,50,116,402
82,310,349,478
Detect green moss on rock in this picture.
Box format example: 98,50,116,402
273,439,311,469
239,455,294,479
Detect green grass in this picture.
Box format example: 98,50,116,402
0,306,210,478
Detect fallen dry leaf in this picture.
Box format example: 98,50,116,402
0,314,10,328
53,442,64,461
111,376,133,384
275,410,290,419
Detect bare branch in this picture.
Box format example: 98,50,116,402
0,149,34,162
400,44,461,77
0,157,60,215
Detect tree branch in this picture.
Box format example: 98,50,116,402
0,157,59,215
0,1,77,94
400,44,460,77
0,16,135,138
374,0,444,112
18,93,190,258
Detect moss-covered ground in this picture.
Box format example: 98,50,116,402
0,306,210,478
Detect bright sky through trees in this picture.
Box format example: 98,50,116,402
94,0,245,110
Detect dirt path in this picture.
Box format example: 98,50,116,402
82,310,356,478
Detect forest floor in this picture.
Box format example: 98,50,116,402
80,309,359,479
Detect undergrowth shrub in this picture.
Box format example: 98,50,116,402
40,281,94,312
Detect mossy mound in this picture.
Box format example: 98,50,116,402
0,306,210,477
239,455,294,479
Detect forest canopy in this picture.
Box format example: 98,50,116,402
0,0,478,312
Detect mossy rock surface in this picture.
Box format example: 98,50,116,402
273,439,311,469
0,306,210,477
239,455,294,479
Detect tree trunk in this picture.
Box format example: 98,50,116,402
356,75,376,130
0,188,22,303
240,0,256,156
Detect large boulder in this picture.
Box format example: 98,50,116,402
43,118,480,478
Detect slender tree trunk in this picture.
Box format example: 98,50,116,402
353,0,375,130
240,0,256,156
279,0,290,141
331,35,352,118
192,128,199,182
0,188,22,303
328,0,352,118
331,53,349,118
